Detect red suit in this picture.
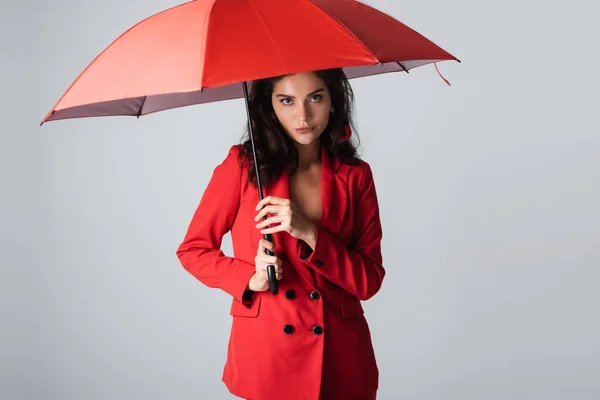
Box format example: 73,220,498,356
176,144,385,400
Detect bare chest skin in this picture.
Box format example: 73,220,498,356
289,165,323,227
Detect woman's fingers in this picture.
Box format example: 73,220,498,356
257,239,275,255
254,239,283,287
262,239,275,252
258,256,283,272
266,262,283,274
255,196,289,211
254,205,281,221
260,255,281,267
256,267,283,284
255,215,286,229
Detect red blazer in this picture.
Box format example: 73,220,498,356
176,144,385,400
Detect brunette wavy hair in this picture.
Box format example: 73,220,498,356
238,68,362,189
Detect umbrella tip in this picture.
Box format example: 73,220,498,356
456,58,462,63
39,121,44,126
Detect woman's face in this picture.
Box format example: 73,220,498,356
271,71,332,146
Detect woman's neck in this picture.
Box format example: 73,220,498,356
296,140,321,171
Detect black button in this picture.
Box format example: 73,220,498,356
283,324,295,335
314,259,324,267
285,289,296,300
309,291,320,300
312,325,324,335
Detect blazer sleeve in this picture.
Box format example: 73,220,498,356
297,162,385,301
176,145,256,305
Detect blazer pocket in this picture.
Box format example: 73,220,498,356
230,296,261,318
340,298,364,319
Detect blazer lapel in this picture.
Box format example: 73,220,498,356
319,144,347,240
265,144,348,289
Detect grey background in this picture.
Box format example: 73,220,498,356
2,0,599,399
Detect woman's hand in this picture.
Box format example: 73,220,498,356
254,196,317,244
248,239,283,292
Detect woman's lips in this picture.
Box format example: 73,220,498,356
295,127,315,134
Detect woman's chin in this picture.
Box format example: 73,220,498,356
291,133,321,146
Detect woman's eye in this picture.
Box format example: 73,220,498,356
310,95,322,102
281,98,293,105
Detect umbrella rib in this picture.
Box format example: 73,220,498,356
246,0,288,74
137,96,147,118
396,62,409,73
305,1,379,64
198,0,218,89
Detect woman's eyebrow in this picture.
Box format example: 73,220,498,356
275,88,325,98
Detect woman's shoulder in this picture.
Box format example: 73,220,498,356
224,143,243,157
339,156,374,186
210,144,247,179
220,144,247,167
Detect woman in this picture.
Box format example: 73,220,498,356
176,68,385,400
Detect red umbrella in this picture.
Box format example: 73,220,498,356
41,0,459,123
40,0,460,293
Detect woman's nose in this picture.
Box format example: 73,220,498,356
295,103,312,122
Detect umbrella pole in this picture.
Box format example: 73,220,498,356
242,81,278,295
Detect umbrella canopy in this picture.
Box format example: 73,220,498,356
41,0,459,124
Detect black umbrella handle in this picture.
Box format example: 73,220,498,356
264,233,278,295
243,80,278,295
